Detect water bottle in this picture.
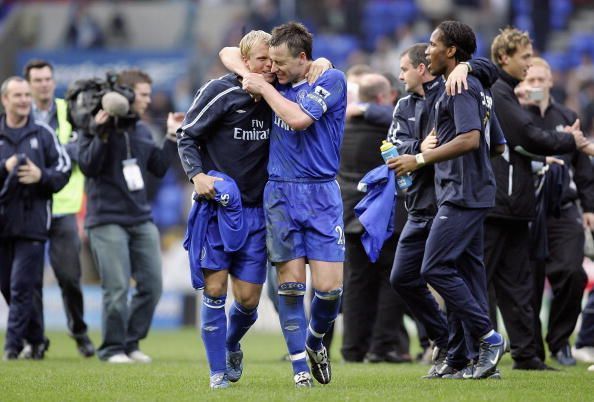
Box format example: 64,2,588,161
380,140,412,190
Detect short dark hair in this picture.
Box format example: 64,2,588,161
23,59,54,81
401,43,429,68
436,21,476,62
117,69,152,88
270,21,313,60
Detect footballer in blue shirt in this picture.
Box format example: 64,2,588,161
389,21,508,379
240,22,347,387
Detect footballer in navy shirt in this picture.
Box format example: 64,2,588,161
389,21,508,380
432,74,497,208
177,30,275,390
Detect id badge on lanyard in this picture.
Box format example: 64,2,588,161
121,131,145,192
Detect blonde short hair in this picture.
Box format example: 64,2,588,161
491,27,532,66
530,57,551,71
239,30,271,58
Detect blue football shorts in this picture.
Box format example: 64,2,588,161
264,179,345,263
201,206,267,285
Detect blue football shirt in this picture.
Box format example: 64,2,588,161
433,75,496,208
268,69,347,180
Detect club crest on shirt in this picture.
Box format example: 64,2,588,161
30,137,39,149
219,193,230,206
297,89,308,103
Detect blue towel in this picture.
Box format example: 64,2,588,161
183,171,248,290
354,165,396,263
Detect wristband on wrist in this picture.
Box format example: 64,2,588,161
415,153,426,167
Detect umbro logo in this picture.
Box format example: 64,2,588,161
236,109,246,114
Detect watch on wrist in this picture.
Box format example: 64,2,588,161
460,61,472,73
415,153,426,167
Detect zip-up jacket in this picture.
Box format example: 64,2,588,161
388,57,500,218
0,114,71,240
78,119,176,228
489,68,577,221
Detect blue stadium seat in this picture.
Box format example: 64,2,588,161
362,0,417,50
152,171,184,229
313,34,360,69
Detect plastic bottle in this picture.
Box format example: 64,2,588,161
380,140,412,190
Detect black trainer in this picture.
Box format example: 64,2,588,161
75,335,95,358
553,344,576,366
513,357,558,371
423,346,448,378
30,338,50,360
306,345,331,384
423,362,457,379
445,363,502,380
473,336,509,379
3,349,19,361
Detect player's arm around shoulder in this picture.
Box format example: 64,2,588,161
243,73,314,131
300,68,347,121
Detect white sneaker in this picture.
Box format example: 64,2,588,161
107,353,134,363
588,364,594,372
572,346,594,363
128,350,152,363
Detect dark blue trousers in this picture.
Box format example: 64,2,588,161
0,239,45,352
421,204,492,342
452,225,490,364
390,217,449,350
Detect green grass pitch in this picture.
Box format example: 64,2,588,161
1,329,593,401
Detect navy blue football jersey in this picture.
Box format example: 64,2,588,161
178,74,271,206
433,75,496,208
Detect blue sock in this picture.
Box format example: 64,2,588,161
306,288,342,352
278,282,309,375
201,293,227,375
226,301,258,352
481,329,503,345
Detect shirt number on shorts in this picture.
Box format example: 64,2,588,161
335,225,345,245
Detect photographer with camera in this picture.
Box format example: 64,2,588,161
78,69,182,363
0,76,71,360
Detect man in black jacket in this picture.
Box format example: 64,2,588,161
79,69,182,364
339,72,412,364
519,57,594,365
0,76,71,360
24,59,95,358
486,27,587,370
